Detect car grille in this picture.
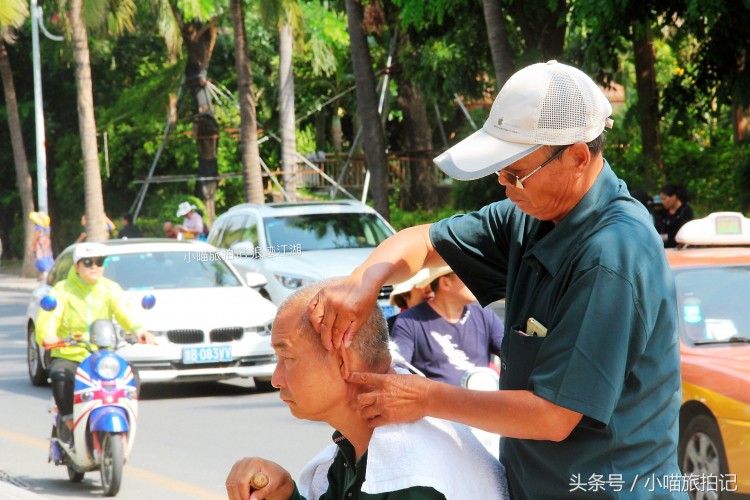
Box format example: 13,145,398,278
167,329,204,344
378,285,393,301
210,327,243,342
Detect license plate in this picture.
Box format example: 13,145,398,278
380,304,399,319
182,346,233,364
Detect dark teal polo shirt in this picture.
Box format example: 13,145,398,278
430,162,685,499
291,431,445,499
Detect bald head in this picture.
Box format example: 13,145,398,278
278,279,391,372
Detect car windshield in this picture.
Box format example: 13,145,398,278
263,213,392,251
674,265,750,344
102,251,241,290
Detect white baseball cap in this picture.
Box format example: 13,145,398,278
434,60,614,181
73,242,108,264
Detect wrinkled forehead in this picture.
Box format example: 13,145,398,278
271,308,321,352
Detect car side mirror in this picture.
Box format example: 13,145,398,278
230,241,257,259
245,272,267,288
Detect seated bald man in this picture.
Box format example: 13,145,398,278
226,279,509,500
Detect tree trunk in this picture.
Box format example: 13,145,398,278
732,104,750,143
0,39,37,277
482,0,515,89
344,0,390,219
171,7,219,221
632,19,661,189
398,81,436,210
279,21,297,200
70,0,107,242
230,0,264,204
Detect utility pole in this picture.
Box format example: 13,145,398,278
30,0,62,215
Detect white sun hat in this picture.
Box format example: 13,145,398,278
176,201,195,217
433,60,614,181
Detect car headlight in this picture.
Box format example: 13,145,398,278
273,273,313,289
96,356,122,380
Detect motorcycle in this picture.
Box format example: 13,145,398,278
41,293,155,497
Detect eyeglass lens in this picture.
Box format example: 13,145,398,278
82,257,106,268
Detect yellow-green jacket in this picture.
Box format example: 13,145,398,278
35,268,144,363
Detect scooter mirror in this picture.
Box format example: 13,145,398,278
141,294,156,310
461,367,500,392
91,319,118,349
40,295,58,311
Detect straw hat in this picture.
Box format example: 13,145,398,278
29,211,50,228
414,266,454,288
388,268,432,306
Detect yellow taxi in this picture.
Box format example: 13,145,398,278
669,212,750,496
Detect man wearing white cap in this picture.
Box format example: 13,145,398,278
175,201,204,239
309,61,682,498
391,266,503,386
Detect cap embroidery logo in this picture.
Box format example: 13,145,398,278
497,117,504,126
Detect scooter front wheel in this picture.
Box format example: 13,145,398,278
99,432,124,497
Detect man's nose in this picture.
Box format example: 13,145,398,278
271,363,285,389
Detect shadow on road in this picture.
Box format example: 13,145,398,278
139,379,276,400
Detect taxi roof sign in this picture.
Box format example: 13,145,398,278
675,212,750,247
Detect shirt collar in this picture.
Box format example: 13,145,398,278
526,160,620,276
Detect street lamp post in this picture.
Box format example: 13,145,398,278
30,0,62,215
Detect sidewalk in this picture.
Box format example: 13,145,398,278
0,263,39,294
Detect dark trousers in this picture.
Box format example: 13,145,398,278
49,358,79,417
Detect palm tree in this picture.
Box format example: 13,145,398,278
343,0,389,219
259,0,303,200
482,0,515,88
69,0,108,241
0,0,37,276
229,0,264,204
165,0,221,220
279,16,297,200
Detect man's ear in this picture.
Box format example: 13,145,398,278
339,345,352,380
568,142,591,171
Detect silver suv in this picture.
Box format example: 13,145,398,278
207,201,398,316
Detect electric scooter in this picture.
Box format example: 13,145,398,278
41,294,155,497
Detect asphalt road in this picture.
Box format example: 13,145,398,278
0,290,332,499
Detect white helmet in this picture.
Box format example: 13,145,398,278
73,242,108,264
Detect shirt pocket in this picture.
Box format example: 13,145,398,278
500,325,546,391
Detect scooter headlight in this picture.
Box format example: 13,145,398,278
96,356,122,380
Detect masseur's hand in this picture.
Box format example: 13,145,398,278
308,276,381,350
348,372,434,427
226,457,294,500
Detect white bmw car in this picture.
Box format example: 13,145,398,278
25,239,278,389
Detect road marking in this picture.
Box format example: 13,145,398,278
0,428,224,499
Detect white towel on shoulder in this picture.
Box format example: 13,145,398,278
362,417,509,499
297,417,509,500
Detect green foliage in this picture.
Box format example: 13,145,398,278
140,193,207,225
389,204,458,231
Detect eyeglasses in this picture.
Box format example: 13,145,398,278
80,257,106,268
497,146,569,189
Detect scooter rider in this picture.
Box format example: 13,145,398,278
35,242,156,443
